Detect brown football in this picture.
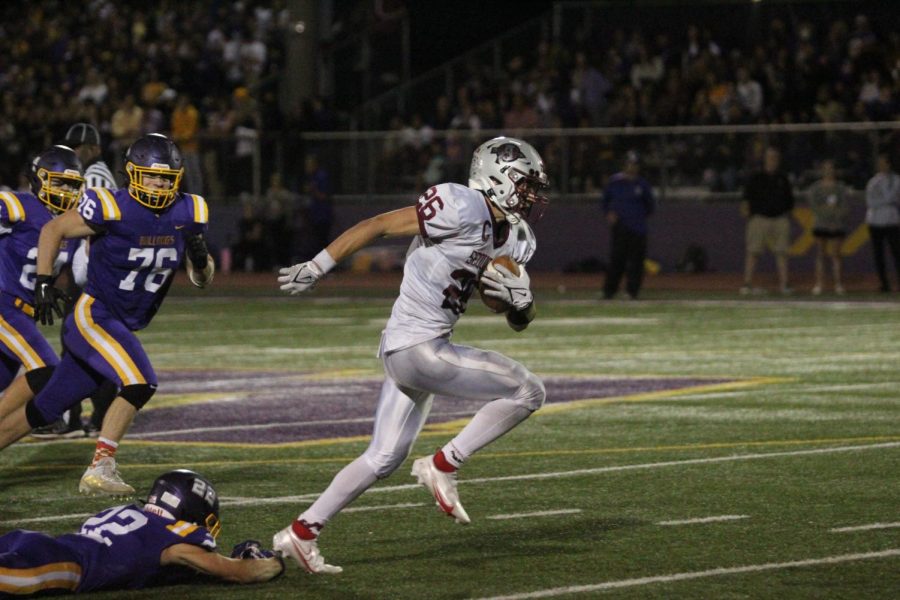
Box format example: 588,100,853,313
478,255,520,313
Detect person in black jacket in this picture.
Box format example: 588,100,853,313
740,146,794,295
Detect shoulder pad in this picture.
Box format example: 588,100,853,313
90,187,122,221
0,191,26,223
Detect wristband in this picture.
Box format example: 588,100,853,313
312,249,337,274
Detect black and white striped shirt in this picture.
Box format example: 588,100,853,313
84,160,117,189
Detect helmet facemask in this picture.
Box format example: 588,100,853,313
126,162,183,210
36,167,84,214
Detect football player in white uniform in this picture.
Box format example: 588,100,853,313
273,137,549,574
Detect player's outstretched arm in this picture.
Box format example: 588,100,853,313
160,543,284,584
36,210,96,277
278,206,420,295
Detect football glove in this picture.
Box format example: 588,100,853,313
278,261,326,295
34,275,70,326
184,233,209,271
231,540,277,560
480,264,533,311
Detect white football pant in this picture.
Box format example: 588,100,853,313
299,335,545,527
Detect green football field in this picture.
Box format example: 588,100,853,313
1,284,898,599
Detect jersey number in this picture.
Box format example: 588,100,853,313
80,506,149,547
119,248,178,292
19,247,69,290
441,269,476,316
416,186,444,220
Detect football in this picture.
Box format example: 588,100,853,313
478,255,520,313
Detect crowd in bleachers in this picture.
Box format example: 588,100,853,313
370,5,900,193
1,2,899,199
0,0,295,195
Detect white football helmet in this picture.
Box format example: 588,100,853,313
469,137,549,224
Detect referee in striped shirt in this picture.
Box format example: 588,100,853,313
32,124,118,439
64,123,116,189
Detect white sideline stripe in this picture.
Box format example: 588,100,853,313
126,410,476,438
3,442,897,526
469,549,900,600
0,503,427,526
658,515,749,526
830,522,900,533
344,502,426,514
488,509,582,521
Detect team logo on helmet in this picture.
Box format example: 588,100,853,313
491,143,527,164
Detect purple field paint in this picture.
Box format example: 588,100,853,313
130,372,734,444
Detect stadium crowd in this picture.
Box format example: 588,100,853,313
1,1,898,199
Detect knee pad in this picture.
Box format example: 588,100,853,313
25,399,52,429
119,384,156,410
24,366,55,395
514,373,546,413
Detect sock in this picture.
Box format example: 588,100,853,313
292,518,323,540
92,437,118,465
434,447,461,472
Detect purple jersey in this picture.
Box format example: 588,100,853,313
0,191,75,304
0,504,217,594
77,188,209,330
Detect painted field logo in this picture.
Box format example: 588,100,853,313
124,372,745,445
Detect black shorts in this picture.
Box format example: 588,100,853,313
813,228,846,239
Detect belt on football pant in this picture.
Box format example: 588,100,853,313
14,297,35,318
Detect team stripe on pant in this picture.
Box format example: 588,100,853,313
0,315,44,370
74,295,145,385
0,562,81,594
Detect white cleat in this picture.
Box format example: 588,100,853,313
78,457,135,498
272,526,342,574
411,456,470,525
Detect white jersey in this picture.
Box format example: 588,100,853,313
382,183,529,354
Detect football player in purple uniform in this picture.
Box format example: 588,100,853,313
0,134,214,497
0,146,83,427
0,469,284,595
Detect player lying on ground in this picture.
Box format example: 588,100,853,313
0,469,283,595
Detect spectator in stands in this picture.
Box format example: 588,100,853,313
740,146,795,295
602,150,655,300
110,94,143,171
171,94,203,194
302,154,334,258
807,159,851,295
735,67,763,119
233,198,266,273
864,153,900,292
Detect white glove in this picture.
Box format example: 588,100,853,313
510,221,536,264
480,264,533,311
278,250,337,295
278,261,325,295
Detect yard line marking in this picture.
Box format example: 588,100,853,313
4,441,897,525
830,522,900,533
488,509,582,521
468,549,900,600
343,502,426,514
0,513,94,525
658,515,749,526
